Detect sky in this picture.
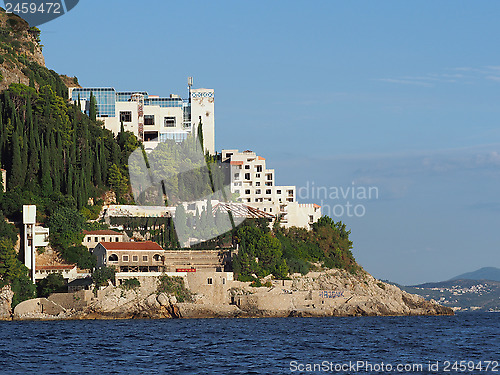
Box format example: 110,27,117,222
25,0,500,284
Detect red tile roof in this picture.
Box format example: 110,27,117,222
313,204,321,208
258,156,265,160
36,265,76,270
98,241,163,251
230,161,244,165
83,230,122,235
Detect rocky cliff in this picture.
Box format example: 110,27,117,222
11,269,453,321
0,285,13,320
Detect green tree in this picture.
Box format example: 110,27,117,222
37,272,66,297
92,266,116,287
108,163,128,198
89,91,97,121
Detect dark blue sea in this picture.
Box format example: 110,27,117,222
0,313,498,374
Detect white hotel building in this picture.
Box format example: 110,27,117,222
221,150,322,229
69,80,215,154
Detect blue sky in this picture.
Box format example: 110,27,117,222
32,0,500,284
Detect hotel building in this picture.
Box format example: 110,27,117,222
69,78,215,154
221,149,322,229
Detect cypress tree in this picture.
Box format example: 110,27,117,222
25,104,39,192
197,119,204,151
41,145,52,196
89,92,97,121
94,152,102,186
9,129,22,188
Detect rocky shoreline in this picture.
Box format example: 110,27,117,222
1,269,453,321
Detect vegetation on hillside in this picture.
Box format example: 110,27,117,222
0,9,142,305
232,216,358,281
157,275,193,302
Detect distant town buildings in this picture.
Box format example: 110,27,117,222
68,78,215,154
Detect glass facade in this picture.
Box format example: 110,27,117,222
144,97,183,108
72,88,194,122
116,91,148,102
71,88,116,117
159,132,188,143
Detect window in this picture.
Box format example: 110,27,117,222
256,174,260,178
223,278,226,285
142,255,148,262
256,182,260,186
144,114,155,125
108,254,118,261
266,189,271,194
288,190,294,196
256,189,261,194
244,165,250,169
207,278,213,285
234,173,240,180
256,165,262,172
101,237,105,242
144,131,158,142
132,255,138,262
115,237,119,242
265,182,272,186
244,173,250,180
153,254,161,261
269,208,272,212
87,237,91,242
122,255,129,262
309,215,314,222
164,117,176,127
235,190,240,194
277,190,282,194
120,111,132,122
267,174,273,180
94,237,98,242
245,189,250,194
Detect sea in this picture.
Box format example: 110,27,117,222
0,313,498,374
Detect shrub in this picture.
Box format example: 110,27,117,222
37,273,66,297
92,266,116,287
157,275,193,302
120,278,140,290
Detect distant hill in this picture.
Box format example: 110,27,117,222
449,267,500,282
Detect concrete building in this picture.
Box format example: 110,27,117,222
82,229,129,249
23,205,50,282
69,78,215,154
220,150,322,229
94,241,165,273
34,264,79,282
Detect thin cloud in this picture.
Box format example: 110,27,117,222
377,65,500,87
374,78,432,87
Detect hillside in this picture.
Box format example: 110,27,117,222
0,9,44,90
0,7,144,307
449,267,500,282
